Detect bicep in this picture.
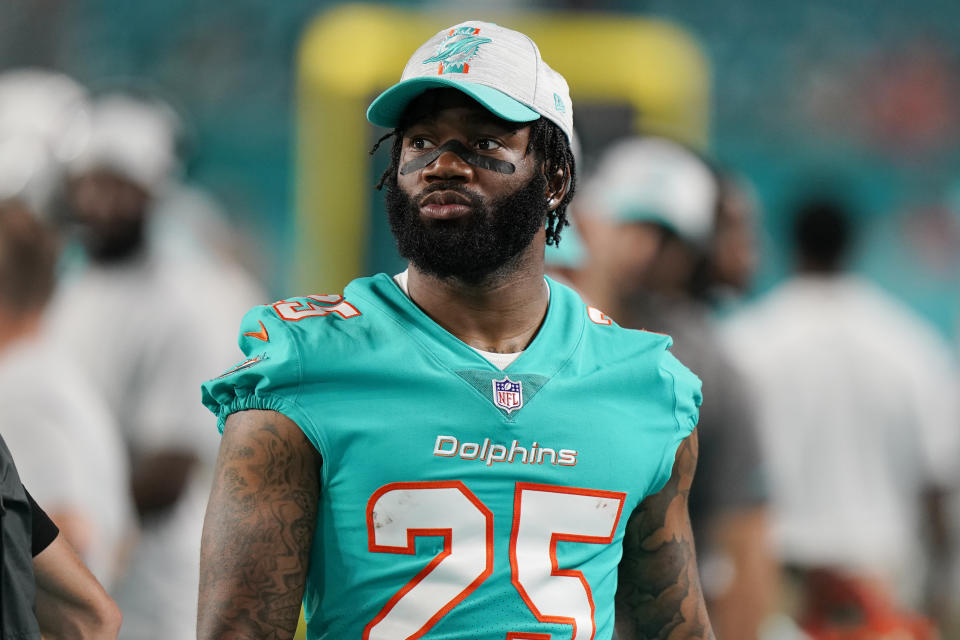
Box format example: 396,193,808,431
615,429,714,640
197,409,321,640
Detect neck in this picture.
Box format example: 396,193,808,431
405,237,549,354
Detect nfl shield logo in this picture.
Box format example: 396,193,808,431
492,376,523,413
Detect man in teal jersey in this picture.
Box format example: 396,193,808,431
198,21,714,640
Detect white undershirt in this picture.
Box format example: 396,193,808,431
393,270,542,370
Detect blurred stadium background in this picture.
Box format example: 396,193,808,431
3,1,960,638
3,0,957,337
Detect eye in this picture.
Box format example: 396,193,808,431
475,138,502,151
410,137,435,150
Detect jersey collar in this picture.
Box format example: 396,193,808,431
355,272,586,377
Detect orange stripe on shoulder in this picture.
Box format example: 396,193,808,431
243,320,270,342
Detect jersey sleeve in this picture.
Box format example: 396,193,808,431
647,348,703,496
26,488,59,556
200,304,322,452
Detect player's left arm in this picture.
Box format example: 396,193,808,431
614,428,716,639
197,409,320,640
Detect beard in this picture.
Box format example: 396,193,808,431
385,173,547,284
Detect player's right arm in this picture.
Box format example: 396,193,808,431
197,409,320,640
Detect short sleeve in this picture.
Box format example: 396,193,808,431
200,304,317,440
648,349,703,496
26,488,59,556
664,350,703,436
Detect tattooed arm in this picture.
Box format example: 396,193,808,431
197,409,320,640
614,429,715,640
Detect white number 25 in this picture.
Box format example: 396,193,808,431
364,481,626,640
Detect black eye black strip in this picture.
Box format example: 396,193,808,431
399,139,516,175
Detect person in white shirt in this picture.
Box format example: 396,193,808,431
45,92,263,639
0,200,134,592
723,194,958,633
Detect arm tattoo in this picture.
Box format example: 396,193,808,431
615,430,715,639
198,410,320,640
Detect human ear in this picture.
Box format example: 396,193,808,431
544,162,570,212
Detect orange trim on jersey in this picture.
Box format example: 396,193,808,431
242,320,270,342
364,480,494,640
272,294,362,322
509,483,627,640
506,634,551,640
639,328,669,337
587,306,612,326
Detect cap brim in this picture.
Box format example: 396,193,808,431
367,77,540,129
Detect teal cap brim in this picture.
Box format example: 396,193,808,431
367,77,540,128
612,206,681,237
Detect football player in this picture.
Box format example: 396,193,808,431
198,21,714,640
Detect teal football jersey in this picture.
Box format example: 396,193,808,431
202,274,701,640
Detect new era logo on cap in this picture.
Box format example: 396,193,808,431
367,21,573,143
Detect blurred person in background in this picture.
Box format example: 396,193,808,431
0,69,135,592
578,135,776,640
0,199,133,592
0,431,123,639
709,171,761,309
44,91,261,639
0,69,88,216
722,194,958,638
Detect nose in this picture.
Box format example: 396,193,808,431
422,145,474,183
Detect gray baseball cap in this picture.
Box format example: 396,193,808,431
585,137,718,246
367,21,573,142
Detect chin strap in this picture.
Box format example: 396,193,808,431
399,139,516,175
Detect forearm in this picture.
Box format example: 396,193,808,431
615,431,715,640
33,534,122,640
198,410,320,640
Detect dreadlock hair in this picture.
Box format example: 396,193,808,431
369,117,576,247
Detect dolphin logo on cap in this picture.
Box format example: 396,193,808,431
423,27,492,74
